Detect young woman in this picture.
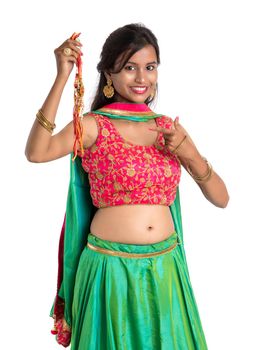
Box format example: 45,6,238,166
25,23,229,350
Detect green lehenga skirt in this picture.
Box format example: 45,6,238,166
70,231,208,350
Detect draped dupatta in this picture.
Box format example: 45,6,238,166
50,102,189,347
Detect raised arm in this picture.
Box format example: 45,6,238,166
25,37,84,162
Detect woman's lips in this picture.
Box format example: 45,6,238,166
130,86,148,94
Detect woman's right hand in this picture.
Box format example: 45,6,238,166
54,37,83,79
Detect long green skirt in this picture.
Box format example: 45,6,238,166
71,231,208,350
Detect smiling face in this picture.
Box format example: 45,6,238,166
105,45,158,104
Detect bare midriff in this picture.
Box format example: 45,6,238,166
90,204,175,244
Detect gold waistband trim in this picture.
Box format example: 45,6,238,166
86,241,178,258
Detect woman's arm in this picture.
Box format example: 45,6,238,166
25,37,83,162
174,120,229,208
149,117,229,208
179,152,229,208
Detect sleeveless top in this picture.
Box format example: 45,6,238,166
79,113,181,208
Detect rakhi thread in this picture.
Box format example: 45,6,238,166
70,32,84,161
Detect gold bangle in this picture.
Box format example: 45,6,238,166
174,135,187,154
36,114,53,133
36,109,56,130
36,113,53,133
186,157,213,183
38,109,56,129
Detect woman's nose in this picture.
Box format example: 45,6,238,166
135,69,146,84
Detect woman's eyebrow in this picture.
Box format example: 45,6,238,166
126,61,158,65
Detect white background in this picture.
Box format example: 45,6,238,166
1,0,267,349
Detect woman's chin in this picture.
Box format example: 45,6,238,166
114,91,151,104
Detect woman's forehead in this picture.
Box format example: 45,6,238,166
114,45,157,70
127,45,157,62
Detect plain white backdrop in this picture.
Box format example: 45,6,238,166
1,0,267,349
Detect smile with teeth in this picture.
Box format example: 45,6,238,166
130,86,148,94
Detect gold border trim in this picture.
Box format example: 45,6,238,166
97,108,157,117
87,241,179,258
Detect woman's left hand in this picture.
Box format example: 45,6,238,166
149,116,230,207
148,116,199,161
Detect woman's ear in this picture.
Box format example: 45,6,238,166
104,72,111,81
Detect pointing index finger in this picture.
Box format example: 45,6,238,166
148,126,174,135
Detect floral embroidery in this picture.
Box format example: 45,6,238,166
79,114,181,208
101,128,110,137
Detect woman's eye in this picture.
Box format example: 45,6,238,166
125,65,135,71
124,65,157,71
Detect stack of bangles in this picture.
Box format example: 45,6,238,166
173,135,213,183
36,109,56,134
186,157,213,183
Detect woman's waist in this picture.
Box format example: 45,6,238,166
90,204,175,244
93,204,173,224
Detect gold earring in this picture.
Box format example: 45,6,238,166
103,78,114,98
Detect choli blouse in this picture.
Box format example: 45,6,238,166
79,113,181,208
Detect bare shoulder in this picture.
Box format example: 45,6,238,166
81,112,99,149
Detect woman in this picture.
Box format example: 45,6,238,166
25,23,229,350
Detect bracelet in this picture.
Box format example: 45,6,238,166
174,135,187,154
186,157,213,183
36,113,53,133
38,109,56,129
36,109,56,134
36,109,56,130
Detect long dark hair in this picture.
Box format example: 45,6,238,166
90,23,160,111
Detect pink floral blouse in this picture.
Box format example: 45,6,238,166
79,114,181,208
